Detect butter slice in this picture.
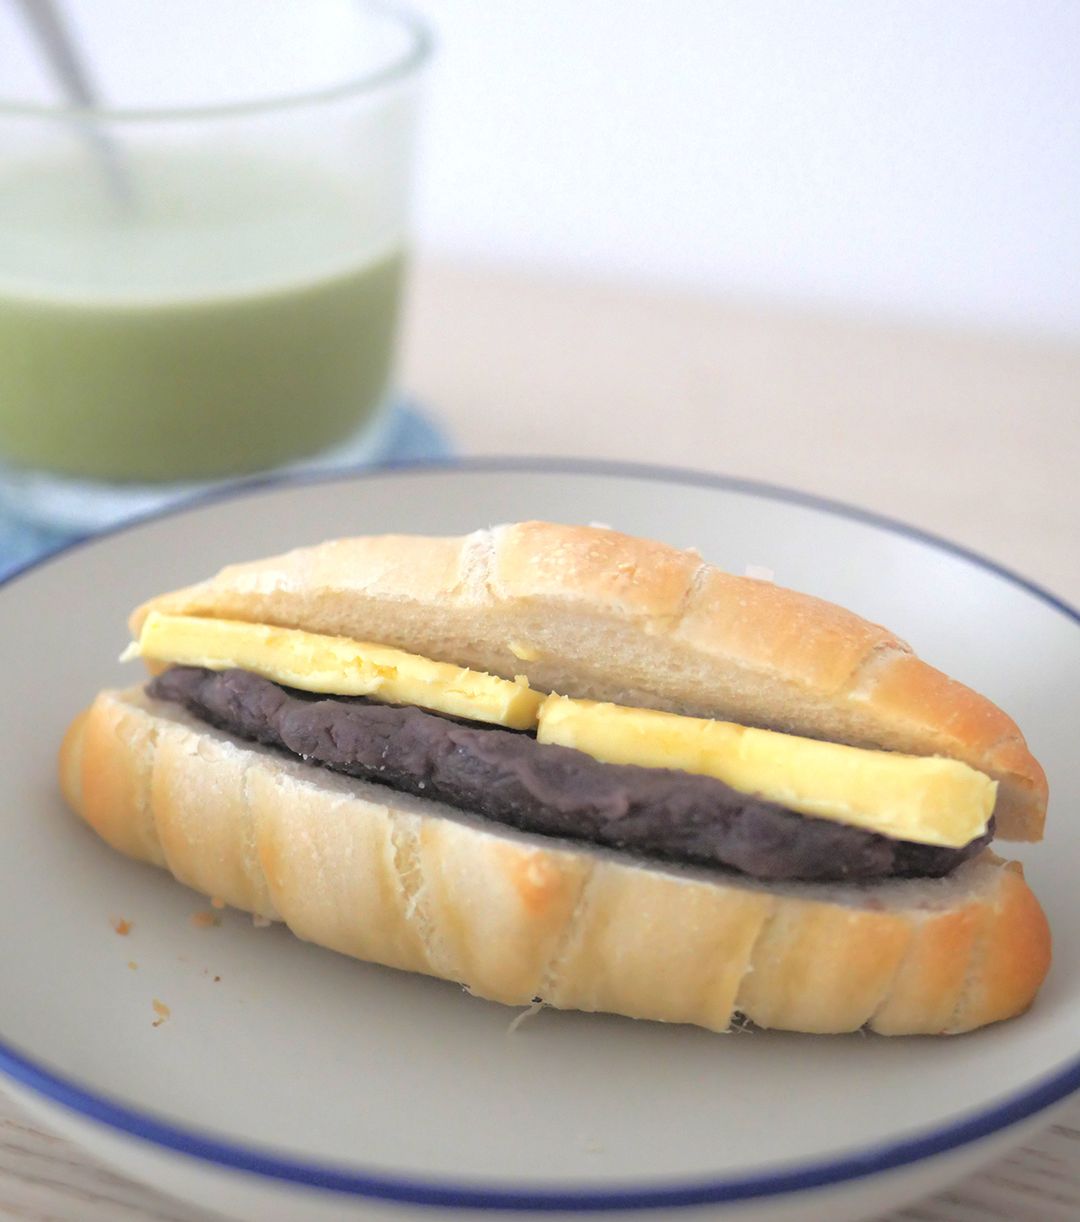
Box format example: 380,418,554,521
128,612,996,846
537,695,995,848
129,612,543,729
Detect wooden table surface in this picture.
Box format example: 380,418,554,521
2,258,1077,1219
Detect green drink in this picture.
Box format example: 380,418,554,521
0,154,405,481
0,0,429,527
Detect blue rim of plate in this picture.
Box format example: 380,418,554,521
1,455,1078,1212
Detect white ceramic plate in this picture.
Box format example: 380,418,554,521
0,460,1077,1222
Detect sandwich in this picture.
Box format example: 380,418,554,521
58,521,1051,1035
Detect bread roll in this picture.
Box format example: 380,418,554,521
60,687,1051,1036
131,522,1047,840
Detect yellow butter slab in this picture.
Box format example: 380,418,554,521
127,612,543,729
537,695,995,848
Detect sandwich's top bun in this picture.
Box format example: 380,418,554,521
131,521,1047,840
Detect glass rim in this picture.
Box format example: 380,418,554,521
0,0,432,124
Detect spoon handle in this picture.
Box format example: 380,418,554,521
14,0,134,209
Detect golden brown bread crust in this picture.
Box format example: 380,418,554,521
59,688,1052,1036
130,522,1047,840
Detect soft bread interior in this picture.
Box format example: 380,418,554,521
60,686,1051,1035
129,523,1048,840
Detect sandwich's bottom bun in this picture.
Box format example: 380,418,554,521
59,688,1052,1037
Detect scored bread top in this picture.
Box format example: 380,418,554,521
131,520,1047,840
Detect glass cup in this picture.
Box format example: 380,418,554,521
0,0,430,530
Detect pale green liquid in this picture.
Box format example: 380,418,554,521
0,154,405,481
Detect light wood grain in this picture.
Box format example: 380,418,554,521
0,1099,204,1219
3,257,1077,1219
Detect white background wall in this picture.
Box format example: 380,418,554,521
3,1,1077,335
407,1,1080,335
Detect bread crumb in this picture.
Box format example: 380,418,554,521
111,917,132,936
252,914,272,928
151,999,171,1028
191,910,220,929
744,564,775,582
127,961,138,971
506,999,544,1035
213,975,221,983
210,896,226,910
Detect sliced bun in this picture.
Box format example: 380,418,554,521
130,522,1047,840
59,688,1051,1036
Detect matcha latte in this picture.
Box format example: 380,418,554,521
0,153,405,482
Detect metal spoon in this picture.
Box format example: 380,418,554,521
13,0,134,209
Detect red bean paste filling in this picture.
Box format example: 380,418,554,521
148,666,992,882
